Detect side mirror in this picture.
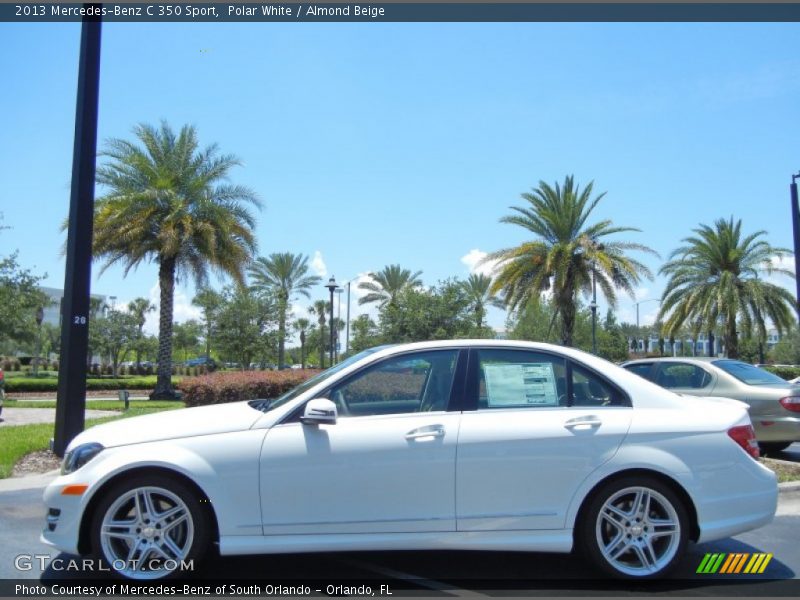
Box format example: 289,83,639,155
301,398,338,426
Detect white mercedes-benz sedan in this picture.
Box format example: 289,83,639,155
42,340,777,580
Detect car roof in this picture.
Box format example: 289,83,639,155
623,356,725,365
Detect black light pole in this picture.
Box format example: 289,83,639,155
325,277,339,366
588,242,603,354
345,281,351,355
791,172,800,324
590,262,598,354
54,8,102,457
34,306,44,377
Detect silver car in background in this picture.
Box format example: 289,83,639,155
621,357,800,454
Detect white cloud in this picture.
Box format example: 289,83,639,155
311,251,327,278
460,249,500,278
763,254,795,293
142,282,202,336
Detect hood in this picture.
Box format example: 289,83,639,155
68,401,264,450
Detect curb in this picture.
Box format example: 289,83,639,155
778,480,800,493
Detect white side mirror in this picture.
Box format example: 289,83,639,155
301,398,338,425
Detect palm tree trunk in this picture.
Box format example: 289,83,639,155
725,318,739,359
277,297,287,369
558,293,576,347
150,257,179,400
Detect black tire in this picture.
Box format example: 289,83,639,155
90,473,211,580
577,475,689,579
759,442,792,455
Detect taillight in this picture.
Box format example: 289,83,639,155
728,424,760,459
779,396,800,413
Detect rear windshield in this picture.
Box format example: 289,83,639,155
712,360,787,385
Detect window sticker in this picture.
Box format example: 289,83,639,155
483,362,559,407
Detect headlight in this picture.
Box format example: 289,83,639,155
61,442,104,475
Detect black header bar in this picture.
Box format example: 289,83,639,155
5,3,800,22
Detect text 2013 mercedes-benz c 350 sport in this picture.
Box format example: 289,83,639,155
42,341,778,580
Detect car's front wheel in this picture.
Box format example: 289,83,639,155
578,476,689,578
90,474,210,580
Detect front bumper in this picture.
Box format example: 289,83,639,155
40,474,92,556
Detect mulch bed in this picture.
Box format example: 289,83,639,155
11,450,62,477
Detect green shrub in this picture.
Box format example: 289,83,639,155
179,370,319,407
5,375,183,392
763,365,800,381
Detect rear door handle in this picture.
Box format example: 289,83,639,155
405,425,445,440
564,415,602,431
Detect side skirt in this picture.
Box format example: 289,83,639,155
219,529,574,556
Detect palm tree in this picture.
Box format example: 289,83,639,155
248,253,321,369
92,122,260,399
309,300,330,368
294,318,311,369
357,264,423,307
127,297,155,370
461,273,504,330
658,217,795,359
487,176,656,347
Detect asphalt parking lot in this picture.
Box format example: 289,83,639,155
1,470,798,597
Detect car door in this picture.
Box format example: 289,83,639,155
653,361,715,397
456,348,632,531
259,349,463,535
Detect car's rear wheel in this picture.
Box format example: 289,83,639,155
578,476,688,578
90,474,210,580
759,441,791,455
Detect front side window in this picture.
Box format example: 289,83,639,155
655,362,712,389
475,350,568,409
327,350,458,417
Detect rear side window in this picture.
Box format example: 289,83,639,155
712,360,786,385
571,364,629,407
624,363,654,381
655,363,712,389
475,349,568,409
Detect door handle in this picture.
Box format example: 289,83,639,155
405,425,445,440
564,415,602,431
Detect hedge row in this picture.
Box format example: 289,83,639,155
5,376,175,392
179,370,319,407
763,366,800,381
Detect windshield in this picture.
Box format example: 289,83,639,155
712,360,787,386
249,346,391,412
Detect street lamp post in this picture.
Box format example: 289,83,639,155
590,261,598,354
588,242,604,354
791,172,800,324
325,277,339,366
34,306,44,377
335,288,344,362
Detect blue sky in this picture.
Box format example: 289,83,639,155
1,21,798,335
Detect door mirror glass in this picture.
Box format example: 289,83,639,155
301,398,338,425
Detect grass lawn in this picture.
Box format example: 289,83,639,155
0,403,182,479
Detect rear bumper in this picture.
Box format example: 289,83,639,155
753,416,800,443
695,459,778,544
